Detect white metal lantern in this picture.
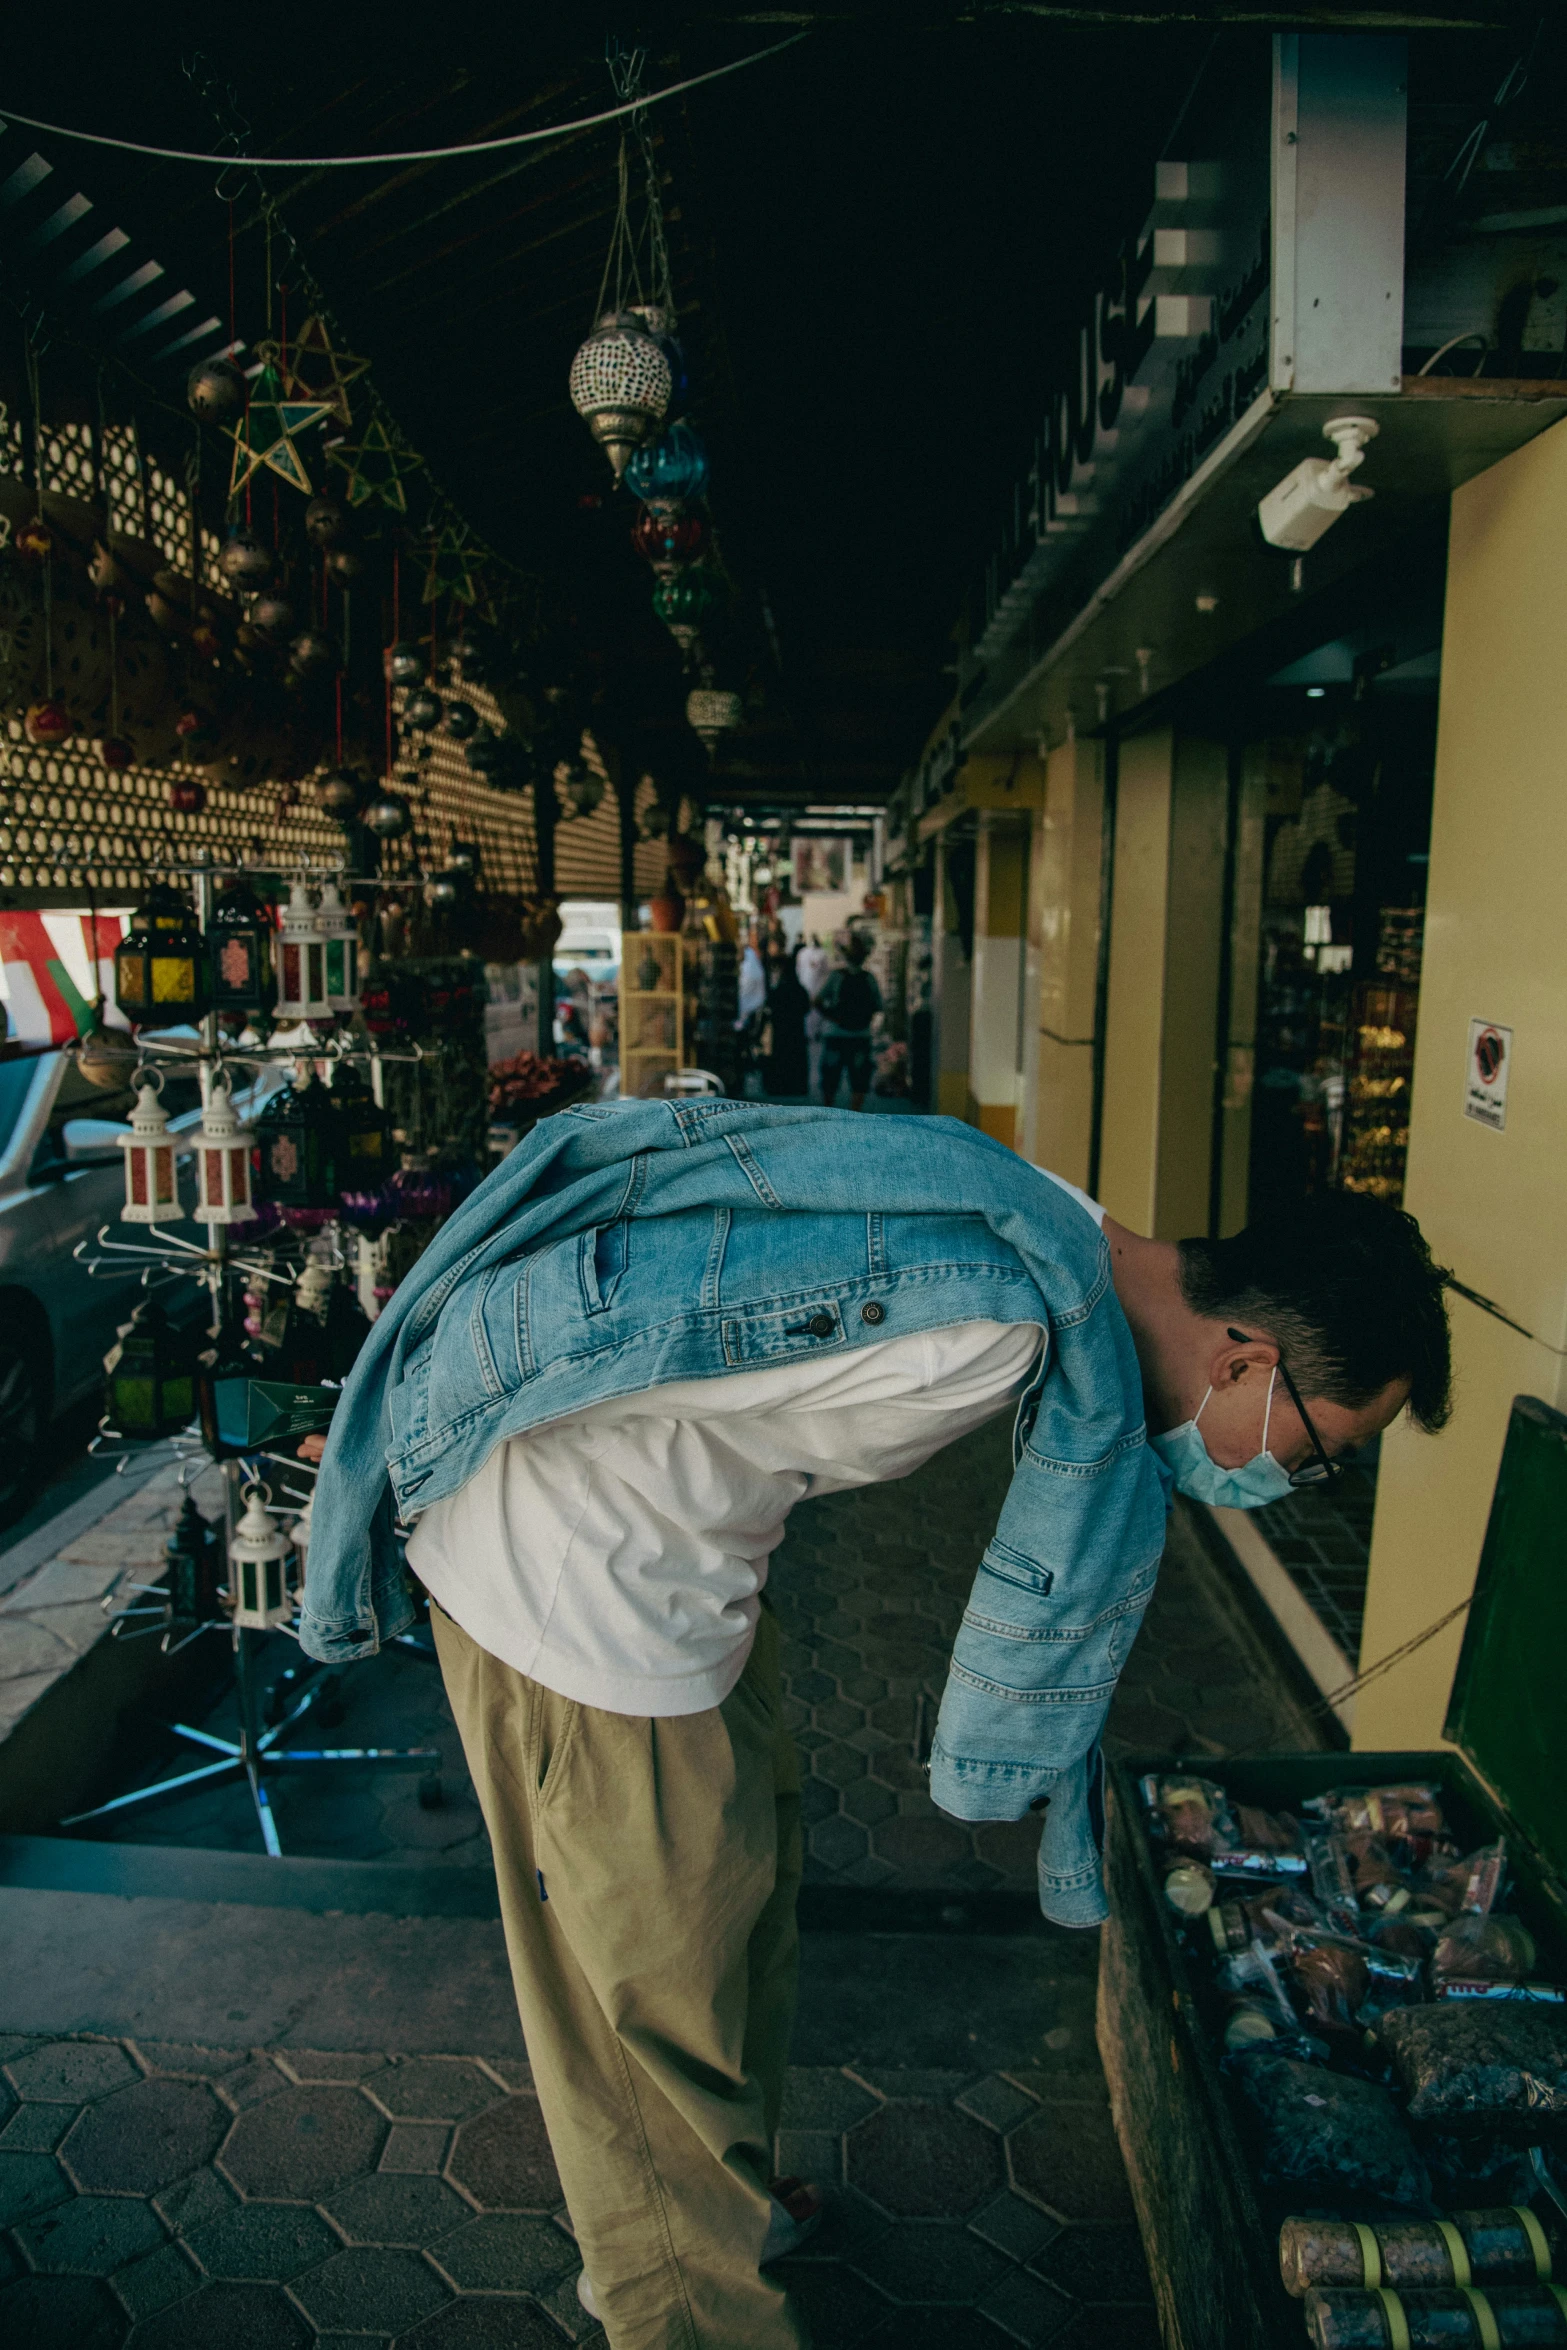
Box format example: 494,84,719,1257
315,878,360,1015
227,1482,294,1631
568,311,672,481
290,1491,313,1581
118,1074,184,1225
686,687,743,758
274,879,333,1023
191,1076,256,1228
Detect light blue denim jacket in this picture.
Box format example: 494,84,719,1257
301,1099,1169,1925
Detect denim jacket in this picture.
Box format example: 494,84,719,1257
301,1100,1168,1924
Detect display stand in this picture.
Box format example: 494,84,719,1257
618,930,690,1097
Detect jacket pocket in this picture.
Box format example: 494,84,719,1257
578,1219,628,1313
973,1537,1054,1599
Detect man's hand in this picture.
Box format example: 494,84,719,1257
296,1433,328,1465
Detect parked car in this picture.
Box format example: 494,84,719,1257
0,1046,276,1525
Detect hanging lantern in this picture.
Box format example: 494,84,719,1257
448,840,480,877
403,687,442,731
385,641,426,687
315,877,360,1013
686,686,743,757
208,876,276,1016
628,305,690,421
568,309,673,481
291,1492,314,1582
316,769,362,819
330,1060,391,1187
632,507,708,579
117,1074,184,1225
103,1298,201,1441
163,1494,224,1622
187,355,247,424
114,884,210,1028
218,531,274,589
227,1483,294,1631
559,761,605,820
192,1076,256,1228
274,880,334,1024
25,699,70,745
653,568,721,656
639,799,672,842
625,420,709,512
253,1061,339,1209
364,790,412,840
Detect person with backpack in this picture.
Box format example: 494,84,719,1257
815,933,882,1110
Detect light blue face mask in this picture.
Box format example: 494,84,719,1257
1150,1367,1295,1510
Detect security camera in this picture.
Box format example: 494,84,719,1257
1257,417,1380,553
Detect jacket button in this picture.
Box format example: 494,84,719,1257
807,1312,834,1338
860,1301,885,1325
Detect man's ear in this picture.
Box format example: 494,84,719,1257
1208,1332,1278,1391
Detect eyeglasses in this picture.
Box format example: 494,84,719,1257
1227,1328,1343,1488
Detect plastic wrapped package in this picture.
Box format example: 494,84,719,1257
1141,1772,1233,1855
1279,2204,1557,2296
1379,2004,1567,2140
1432,1916,1538,1989
1210,1885,1328,1955
1228,2049,1433,2210
1303,2283,1567,2346
1303,1786,1449,1842
1417,1844,1508,1921
1422,2136,1542,2211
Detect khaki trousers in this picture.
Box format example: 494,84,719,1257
431,1599,809,2350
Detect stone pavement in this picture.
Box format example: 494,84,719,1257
1,1421,1319,2346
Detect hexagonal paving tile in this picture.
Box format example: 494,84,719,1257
398,2298,569,2348
769,2254,890,2348
847,2100,1005,2219
0,2101,74,2152
433,2212,577,2292
812,1742,867,1789
447,2096,560,2212
63,2079,228,2197
290,2244,450,2333
1008,2107,1134,2224
1031,2220,1154,2303
8,2040,140,2104
853,2220,1011,2305
870,1814,971,1876
0,2150,73,2226
0,2271,127,2348
125,2278,313,2348
810,1816,869,1871
363,2058,498,2123
17,2189,165,2274
779,2069,880,2134
183,2198,340,2280
219,2084,386,2200
321,2170,471,2247
1046,2307,1162,2349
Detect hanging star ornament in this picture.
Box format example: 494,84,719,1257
281,314,370,429
227,353,333,497
327,414,423,515
422,519,484,607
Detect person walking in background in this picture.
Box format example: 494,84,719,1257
794,934,828,1001
816,933,882,1112
760,955,811,1098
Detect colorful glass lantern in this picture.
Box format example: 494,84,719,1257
632,507,707,578
114,884,210,1028
274,881,333,1024
330,1060,390,1187
103,1298,200,1440
653,567,721,656
227,1482,294,1631
568,310,673,480
208,877,276,1017
314,878,360,1014
164,1494,224,1622
192,1077,257,1228
625,421,709,512
253,1061,338,1209
118,1075,184,1225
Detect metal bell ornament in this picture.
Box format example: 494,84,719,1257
625,420,709,512
274,880,334,1023
315,877,360,1014
187,354,248,424
304,494,348,547
227,1483,294,1631
249,595,295,641
364,790,412,840
443,698,479,742
326,546,364,585
289,630,338,678
403,688,442,731
465,725,505,775
428,871,462,909
449,630,487,682
568,309,673,481
191,1076,257,1228
559,760,605,820
686,686,743,757
316,769,362,820
218,531,274,590
385,641,426,687
118,1072,184,1225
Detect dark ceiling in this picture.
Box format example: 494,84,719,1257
0,4,1531,811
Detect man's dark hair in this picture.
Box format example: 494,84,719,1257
1177,1193,1453,1434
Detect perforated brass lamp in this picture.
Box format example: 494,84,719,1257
114,884,210,1028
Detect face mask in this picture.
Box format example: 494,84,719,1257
1150,1368,1295,1510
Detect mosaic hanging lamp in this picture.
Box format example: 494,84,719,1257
114,883,209,1028
227,1483,294,1631
686,685,743,758
104,1298,201,1441
274,881,333,1025
118,1074,184,1226
625,421,710,513
569,310,672,482
191,1076,257,1229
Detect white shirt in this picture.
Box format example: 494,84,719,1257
407,1319,1043,1717
795,942,830,1000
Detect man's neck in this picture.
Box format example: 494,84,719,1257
1100,1216,1201,1436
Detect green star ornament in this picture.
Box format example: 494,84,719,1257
327,415,423,515
227,355,333,498
422,519,484,606
282,314,370,429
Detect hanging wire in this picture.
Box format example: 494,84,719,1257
610,41,679,324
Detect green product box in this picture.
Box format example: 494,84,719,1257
212,1378,339,1450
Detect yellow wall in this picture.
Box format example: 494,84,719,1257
1024,737,1104,1183
968,815,1030,1148
1098,730,1227,1237
1356,413,1567,1746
